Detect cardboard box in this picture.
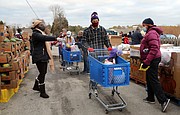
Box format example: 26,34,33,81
0,53,12,63
11,59,20,71
159,52,180,99
0,42,15,52
15,41,22,51
130,56,146,84
130,45,140,57
1,71,17,80
1,79,18,89
11,79,18,88
171,52,180,67
0,25,4,42
0,35,5,42
109,35,122,46
121,53,130,61
24,41,30,50
0,76,1,94
0,24,4,32
22,32,29,40
173,66,180,98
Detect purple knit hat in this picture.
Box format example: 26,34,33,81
108,49,117,60
91,12,99,22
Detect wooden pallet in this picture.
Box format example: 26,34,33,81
130,77,146,86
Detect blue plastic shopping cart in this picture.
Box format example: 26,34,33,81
88,49,130,113
62,48,82,74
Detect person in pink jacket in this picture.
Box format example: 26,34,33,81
140,18,170,112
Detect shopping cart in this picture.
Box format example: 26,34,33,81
88,49,130,113
62,48,82,74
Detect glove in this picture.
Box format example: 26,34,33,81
142,63,148,69
139,63,150,71
107,47,112,51
88,48,94,52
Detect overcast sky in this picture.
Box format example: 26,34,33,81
0,0,180,28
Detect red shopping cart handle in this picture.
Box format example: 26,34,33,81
88,48,94,52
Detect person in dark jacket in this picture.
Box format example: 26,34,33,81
140,18,170,112
131,27,143,45
15,28,23,40
31,19,58,98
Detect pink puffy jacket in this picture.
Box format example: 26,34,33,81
140,26,162,65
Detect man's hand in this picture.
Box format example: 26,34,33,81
107,47,112,51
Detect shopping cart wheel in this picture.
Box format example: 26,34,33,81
63,68,65,71
89,93,92,99
112,89,115,96
76,66,79,70
105,109,109,114
119,109,122,112
112,90,114,96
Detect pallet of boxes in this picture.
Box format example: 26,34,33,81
130,45,146,85
159,46,180,105
0,23,30,102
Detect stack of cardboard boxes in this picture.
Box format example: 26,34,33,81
0,24,30,102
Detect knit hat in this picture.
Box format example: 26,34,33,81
142,18,154,25
108,49,117,60
32,19,42,28
91,12,99,22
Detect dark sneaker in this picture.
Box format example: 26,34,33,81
161,99,170,112
143,98,155,104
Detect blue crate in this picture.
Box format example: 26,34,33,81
88,55,130,87
62,48,81,62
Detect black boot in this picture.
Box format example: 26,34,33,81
39,83,49,98
33,78,40,91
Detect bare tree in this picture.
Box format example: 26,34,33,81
50,5,64,19
50,5,68,36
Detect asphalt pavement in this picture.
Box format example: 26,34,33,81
0,56,179,115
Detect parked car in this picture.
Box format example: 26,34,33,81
160,34,177,39
106,29,119,36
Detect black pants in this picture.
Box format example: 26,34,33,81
146,57,167,104
36,61,48,83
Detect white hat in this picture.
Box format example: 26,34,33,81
66,31,71,37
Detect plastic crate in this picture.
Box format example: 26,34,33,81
89,55,130,87
62,48,81,62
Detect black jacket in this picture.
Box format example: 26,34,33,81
32,29,56,63
131,31,143,45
